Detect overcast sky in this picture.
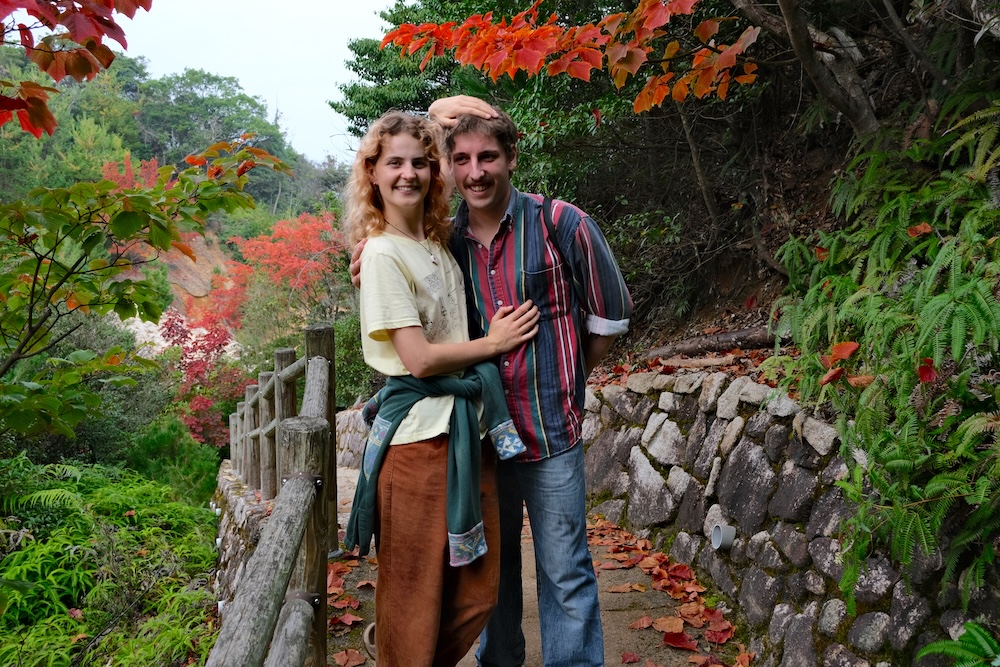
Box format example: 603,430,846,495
117,0,397,165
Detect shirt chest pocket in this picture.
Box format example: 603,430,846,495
521,261,573,321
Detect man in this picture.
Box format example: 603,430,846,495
353,97,632,666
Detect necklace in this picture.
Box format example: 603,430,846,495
384,220,439,265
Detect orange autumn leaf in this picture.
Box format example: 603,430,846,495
652,615,685,633
622,652,641,664
70,633,89,643
815,246,829,261
907,222,933,237
330,611,363,626
331,595,360,609
184,155,207,166
630,615,654,630
356,579,377,589
667,562,695,580
819,366,844,386
847,374,875,388
332,649,367,667
704,620,735,644
171,241,197,262
830,341,859,362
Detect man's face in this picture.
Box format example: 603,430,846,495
449,131,516,221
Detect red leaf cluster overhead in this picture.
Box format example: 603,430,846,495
2,0,152,136
381,0,759,112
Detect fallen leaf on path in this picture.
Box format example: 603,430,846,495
705,624,735,644
329,612,363,627
332,649,366,667
652,615,685,633
331,595,360,609
678,602,706,628
622,652,640,663
608,583,647,593
629,615,653,629
356,579,376,589
663,631,699,651
733,644,755,666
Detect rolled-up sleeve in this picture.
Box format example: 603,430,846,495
572,213,633,336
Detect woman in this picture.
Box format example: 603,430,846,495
342,111,539,666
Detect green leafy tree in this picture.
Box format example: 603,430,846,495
0,136,291,438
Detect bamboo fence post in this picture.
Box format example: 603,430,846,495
258,371,277,500
304,324,338,555
273,348,297,481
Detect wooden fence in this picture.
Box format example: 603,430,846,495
207,325,337,667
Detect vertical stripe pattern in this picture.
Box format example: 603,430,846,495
450,189,633,461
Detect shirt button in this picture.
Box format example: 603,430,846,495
490,270,496,275
504,389,509,395
496,299,503,306
503,360,510,367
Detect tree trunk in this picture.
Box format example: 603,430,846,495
646,324,787,359
730,0,880,137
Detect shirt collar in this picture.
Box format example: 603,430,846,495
453,186,520,237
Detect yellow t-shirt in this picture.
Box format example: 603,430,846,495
359,232,470,444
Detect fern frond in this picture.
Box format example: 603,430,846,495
6,489,82,513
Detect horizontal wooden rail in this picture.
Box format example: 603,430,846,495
212,323,336,667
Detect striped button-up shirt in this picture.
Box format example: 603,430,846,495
450,188,633,462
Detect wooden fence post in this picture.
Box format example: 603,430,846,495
281,416,328,667
205,416,325,667
234,402,245,480
305,324,338,555
274,348,297,481
244,385,260,491
258,371,277,501
229,412,239,477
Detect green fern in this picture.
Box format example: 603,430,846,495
918,622,1000,666
946,98,1000,181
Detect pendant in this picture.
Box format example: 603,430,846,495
430,254,439,265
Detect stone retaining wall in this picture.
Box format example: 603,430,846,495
584,369,999,666
214,372,999,664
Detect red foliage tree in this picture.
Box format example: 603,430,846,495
159,307,253,448
382,0,759,112
212,211,349,330
102,151,160,191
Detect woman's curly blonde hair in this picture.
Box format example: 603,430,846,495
344,111,453,247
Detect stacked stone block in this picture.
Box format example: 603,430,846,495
583,370,998,667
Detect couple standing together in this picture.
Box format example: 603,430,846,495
344,95,633,667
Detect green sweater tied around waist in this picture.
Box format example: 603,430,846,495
344,361,524,566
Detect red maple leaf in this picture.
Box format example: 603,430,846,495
819,367,844,386
918,358,937,383
830,341,860,362
622,652,641,664
663,631,699,651
329,612,363,627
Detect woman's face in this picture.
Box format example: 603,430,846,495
368,133,432,220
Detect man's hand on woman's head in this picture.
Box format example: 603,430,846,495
428,95,497,127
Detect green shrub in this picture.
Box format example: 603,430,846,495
773,94,1000,610
125,418,221,506
0,456,217,666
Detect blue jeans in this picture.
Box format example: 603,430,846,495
475,443,604,667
